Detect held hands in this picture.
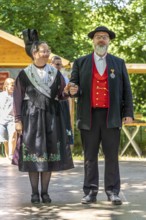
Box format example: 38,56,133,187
64,82,78,95
15,121,23,135
122,117,133,125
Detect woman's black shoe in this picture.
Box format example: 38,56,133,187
31,193,40,204
41,194,52,203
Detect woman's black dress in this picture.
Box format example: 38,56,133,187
12,69,74,172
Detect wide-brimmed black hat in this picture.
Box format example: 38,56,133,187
88,26,116,39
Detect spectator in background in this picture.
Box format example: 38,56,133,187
51,56,74,145
0,78,17,160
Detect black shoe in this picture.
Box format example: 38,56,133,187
81,189,97,204
81,194,96,204
41,194,52,203
31,193,40,204
107,193,122,205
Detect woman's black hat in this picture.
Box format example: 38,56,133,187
22,29,39,57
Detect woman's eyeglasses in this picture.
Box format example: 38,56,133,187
38,50,51,54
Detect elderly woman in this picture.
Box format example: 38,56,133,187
13,41,74,204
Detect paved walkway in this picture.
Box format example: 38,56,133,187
0,157,146,220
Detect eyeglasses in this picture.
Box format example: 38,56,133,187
94,35,109,40
38,50,51,54
55,63,62,66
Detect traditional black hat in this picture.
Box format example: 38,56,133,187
88,26,116,39
22,29,39,57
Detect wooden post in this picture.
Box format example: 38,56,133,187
69,98,75,135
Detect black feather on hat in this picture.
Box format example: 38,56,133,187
22,29,39,57
88,26,116,39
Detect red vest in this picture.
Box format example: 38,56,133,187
91,59,109,108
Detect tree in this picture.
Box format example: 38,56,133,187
0,0,146,113
88,0,146,114
0,0,92,61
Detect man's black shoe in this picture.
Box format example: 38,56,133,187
81,194,97,204
107,193,122,205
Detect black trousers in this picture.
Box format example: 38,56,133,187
80,108,121,196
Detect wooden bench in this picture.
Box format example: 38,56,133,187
121,122,146,158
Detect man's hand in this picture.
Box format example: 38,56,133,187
64,82,78,95
15,121,23,135
122,117,133,124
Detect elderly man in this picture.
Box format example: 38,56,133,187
66,26,133,205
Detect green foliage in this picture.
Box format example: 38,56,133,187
89,0,146,114
120,126,146,157
0,0,146,62
72,127,82,155
130,74,146,115
0,0,92,61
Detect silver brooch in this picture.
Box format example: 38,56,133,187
110,69,115,79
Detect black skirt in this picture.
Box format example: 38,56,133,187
13,99,74,172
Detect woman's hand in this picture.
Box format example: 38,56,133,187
15,121,23,135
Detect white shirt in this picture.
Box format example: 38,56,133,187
94,52,107,76
0,91,14,124
35,65,49,83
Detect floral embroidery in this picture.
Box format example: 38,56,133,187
22,143,61,162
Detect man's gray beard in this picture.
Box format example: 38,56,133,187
94,45,108,56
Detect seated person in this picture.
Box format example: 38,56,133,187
0,78,17,160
